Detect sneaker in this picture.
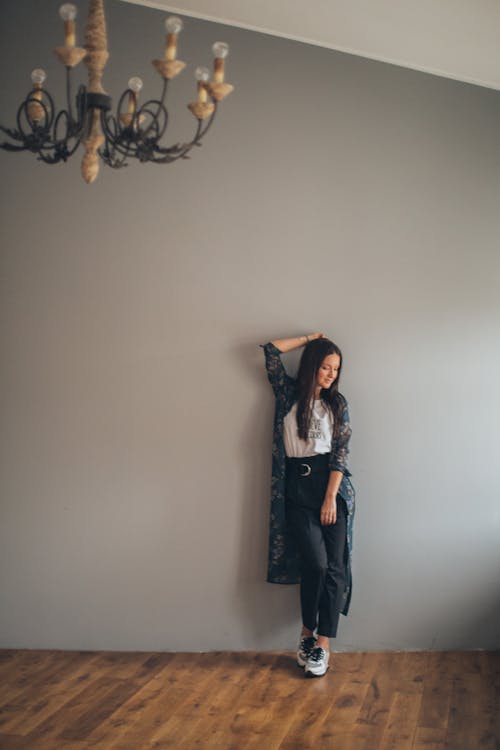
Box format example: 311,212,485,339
297,635,317,667
304,646,329,677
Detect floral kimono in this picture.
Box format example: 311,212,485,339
262,342,356,615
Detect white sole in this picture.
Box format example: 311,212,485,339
305,666,329,678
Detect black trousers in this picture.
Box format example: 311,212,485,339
285,455,347,638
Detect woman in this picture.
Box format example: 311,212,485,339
262,333,355,677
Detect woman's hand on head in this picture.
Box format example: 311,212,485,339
308,332,325,341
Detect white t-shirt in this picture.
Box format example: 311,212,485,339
283,399,333,457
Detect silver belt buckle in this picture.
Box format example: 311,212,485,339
299,463,312,477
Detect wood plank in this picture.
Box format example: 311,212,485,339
0,651,54,690
25,676,139,748
357,652,397,725
378,689,423,750
229,655,314,750
0,736,91,750
414,653,452,737
3,652,174,744
173,652,278,749
356,650,405,750
82,653,191,749
278,664,353,750
0,735,35,750
475,651,500,750
304,679,373,748
106,652,227,749
188,654,273,746
444,673,484,750
0,652,94,732
0,651,81,706
412,725,448,750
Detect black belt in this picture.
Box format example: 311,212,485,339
286,453,330,478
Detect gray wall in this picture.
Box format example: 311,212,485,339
1,0,499,652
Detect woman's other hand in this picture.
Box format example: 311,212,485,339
320,496,337,525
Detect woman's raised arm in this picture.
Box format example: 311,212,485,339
271,332,325,353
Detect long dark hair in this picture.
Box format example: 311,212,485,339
296,338,346,441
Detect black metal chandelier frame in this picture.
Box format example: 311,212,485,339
0,0,233,182
0,79,216,167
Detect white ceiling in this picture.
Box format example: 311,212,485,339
123,0,500,90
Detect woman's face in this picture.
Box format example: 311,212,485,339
316,353,341,391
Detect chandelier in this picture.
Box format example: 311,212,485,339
0,0,234,183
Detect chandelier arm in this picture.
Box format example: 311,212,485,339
27,139,71,164
0,131,31,151
17,91,55,138
150,104,218,164
100,142,131,168
99,109,138,160
63,138,82,159
100,108,118,141
137,101,168,141
75,85,88,127
53,109,73,143
36,150,64,165
112,88,137,138
6,80,85,162
101,155,128,169
111,81,169,146
115,88,132,123
31,130,83,162
103,139,136,161
159,78,168,108
148,137,197,159
126,99,168,143
52,112,83,160
147,119,205,164
99,115,139,166
0,123,26,146
65,67,75,123
197,103,218,139
150,78,169,136
100,94,167,146
103,148,129,168
100,97,173,164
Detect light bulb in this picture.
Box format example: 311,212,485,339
128,77,143,93
59,3,77,21
165,16,183,34
212,42,229,59
195,66,210,83
31,68,47,85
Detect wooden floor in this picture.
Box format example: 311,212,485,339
0,650,498,749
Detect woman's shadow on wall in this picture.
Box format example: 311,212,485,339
230,341,300,649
